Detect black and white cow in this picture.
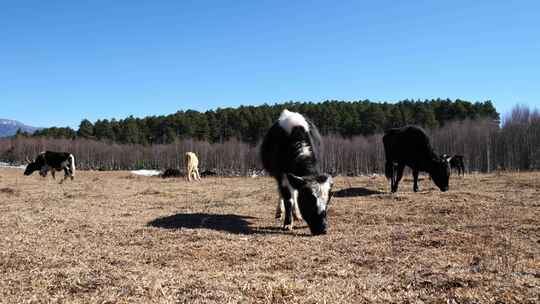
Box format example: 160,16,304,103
24,151,76,183
441,154,465,176
261,109,333,235
383,126,450,193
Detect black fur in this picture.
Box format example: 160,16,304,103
450,155,465,176
383,126,450,193
201,170,217,177
261,111,332,235
161,168,183,178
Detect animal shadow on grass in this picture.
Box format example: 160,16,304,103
148,213,312,234
148,213,253,234
148,213,302,235
333,187,383,198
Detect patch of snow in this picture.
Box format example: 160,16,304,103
0,162,26,170
130,169,162,177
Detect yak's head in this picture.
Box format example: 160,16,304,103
23,161,41,176
23,155,45,176
430,157,451,192
287,173,334,235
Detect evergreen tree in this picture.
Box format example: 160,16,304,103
77,119,94,139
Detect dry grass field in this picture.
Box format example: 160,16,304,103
0,168,538,303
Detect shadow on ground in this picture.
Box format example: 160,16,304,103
148,212,310,236
333,187,384,198
148,213,255,234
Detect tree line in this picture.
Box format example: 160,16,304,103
28,99,498,145
2,102,538,176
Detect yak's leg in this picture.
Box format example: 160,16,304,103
393,164,405,192
58,168,69,183
275,197,284,221
39,165,49,178
389,162,395,192
187,168,192,182
291,189,303,221
390,162,398,192
412,168,419,192
278,184,294,230
68,165,74,180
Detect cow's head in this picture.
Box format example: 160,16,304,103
23,155,45,176
287,173,334,235
440,154,452,162
430,157,451,192
23,161,41,176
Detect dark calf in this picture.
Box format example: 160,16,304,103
442,154,465,176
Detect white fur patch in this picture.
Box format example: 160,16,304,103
317,176,333,213
278,174,302,221
299,142,312,157
278,109,310,134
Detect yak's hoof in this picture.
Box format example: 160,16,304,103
283,224,293,231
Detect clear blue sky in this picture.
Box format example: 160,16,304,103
1,1,539,128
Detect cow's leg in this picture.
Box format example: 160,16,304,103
292,189,303,221
393,163,405,192
50,169,56,180
187,168,192,181
275,197,284,221
59,167,70,183
278,184,294,230
412,168,419,192
389,162,396,192
194,167,201,181
39,165,49,178
390,162,399,192
67,165,74,180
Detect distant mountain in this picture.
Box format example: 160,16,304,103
0,119,41,137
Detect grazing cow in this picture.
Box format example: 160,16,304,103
24,151,76,183
161,168,183,178
184,152,201,181
261,109,333,235
441,154,465,176
383,126,450,193
200,170,217,177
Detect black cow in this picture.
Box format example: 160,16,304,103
200,170,218,177
261,109,333,235
161,168,183,178
383,126,450,193
24,151,76,183
441,154,465,176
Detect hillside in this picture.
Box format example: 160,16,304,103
0,119,41,137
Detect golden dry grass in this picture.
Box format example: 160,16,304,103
0,169,538,303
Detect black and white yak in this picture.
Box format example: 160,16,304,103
383,126,450,193
441,154,465,176
261,109,333,235
24,151,76,183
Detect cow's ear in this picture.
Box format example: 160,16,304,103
287,173,306,188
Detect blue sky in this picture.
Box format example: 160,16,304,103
1,1,539,128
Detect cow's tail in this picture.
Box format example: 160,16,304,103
69,154,76,177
